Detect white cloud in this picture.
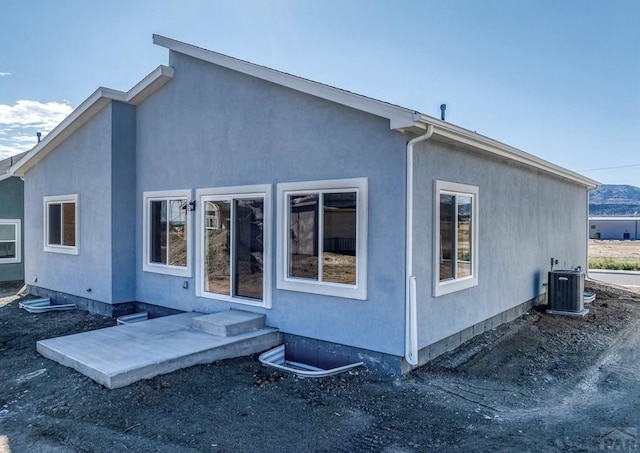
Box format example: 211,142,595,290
0,100,73,158
0,72,11,77
0,100,72,129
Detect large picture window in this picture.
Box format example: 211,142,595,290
44,195,78,255
143,190,191,277
434,180,478,296
277,178,367,300
0,219,21,264
196,185,271,308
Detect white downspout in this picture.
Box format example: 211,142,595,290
405,124,434,367
585,190,591,280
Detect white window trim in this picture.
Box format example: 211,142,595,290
433,180,479,297
277,178,368,300
43,194,79,255
195,184,272,308
0,219,21,264
142,189,192,278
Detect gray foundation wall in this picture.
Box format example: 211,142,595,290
414,293,545,367
27,285,135,318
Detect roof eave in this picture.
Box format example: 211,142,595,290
11,65,174,177
417,115,600,189
153,34,418,131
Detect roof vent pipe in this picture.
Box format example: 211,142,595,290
440,104,446,121
36,132,42,143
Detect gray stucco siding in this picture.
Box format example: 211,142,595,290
134,51,408,356
111,102,137,303
24,104,115,302
412,140,588,347
0,177,24,282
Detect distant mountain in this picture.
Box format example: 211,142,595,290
589,184,640,216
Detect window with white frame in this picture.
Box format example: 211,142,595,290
143,190,191,277
44,195,78,255
0,219,21,264
196,185,271,308
434,180,478,296
277,178,367,300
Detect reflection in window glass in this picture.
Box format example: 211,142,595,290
46,202,76,247
168,200,187,267
62,203,76,246
288,194,319,280
0,224,16,259
457,196,472,278
439,194,455,281
0,225,15,241
48,204,62,245
322,192,356,284
234,198,264,300
149,199,187,267
0,242,15,259
150,200,167,264
204,200,231,295
203,197,265,301
287,191,358,286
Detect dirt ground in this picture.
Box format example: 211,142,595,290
589,240,640,262
1,280,640,452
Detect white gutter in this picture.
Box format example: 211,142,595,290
585,190,591,280
417,116,599,189
405,124,434,366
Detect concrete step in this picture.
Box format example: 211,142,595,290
37,313,281,389
192,310,266,336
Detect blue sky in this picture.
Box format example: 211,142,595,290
1,0,638,185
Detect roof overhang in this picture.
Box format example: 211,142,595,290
414,115,600,189
153,34,598,190
153,34,420,131
11,35,598,190
11,65,174,177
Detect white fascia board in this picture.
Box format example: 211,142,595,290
126,65,174,105
0,172,13,182
11,89,113,176
151,35,598,189
11,65,174,177
153,34,418,130
419,115,600,189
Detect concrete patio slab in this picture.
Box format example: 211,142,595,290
37,312,281,389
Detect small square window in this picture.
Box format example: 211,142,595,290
434,181,478,296
0,219,21,264
143,190,191,277
277,178,367,300
44,195,78,255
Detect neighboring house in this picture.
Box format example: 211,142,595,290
0,152,27,283
10,35,599,374
589,216,640,240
